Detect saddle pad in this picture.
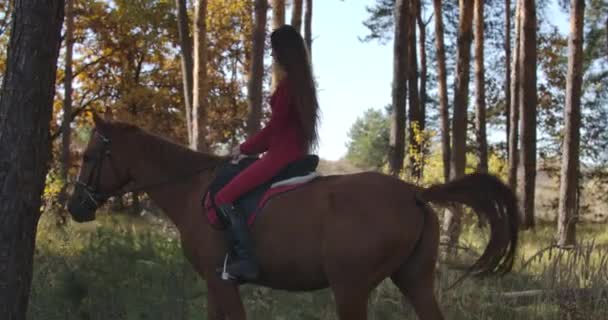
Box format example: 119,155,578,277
205,172,318,227
204,155,320,228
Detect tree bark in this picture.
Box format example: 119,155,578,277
508,0,521,191
271,0,286,90
407,0,422,180
192,0,208,151
60,0,74,206
432,0,451,183
505,0,512,158
518,0,537,229
0,1,65,318
389,0,409,177
176,0,194,145
474,0,488,173
443,0,474,249
304,0,313,55
291,0,303,33
417,1,428,178
557,0,584,246
246,0,268,137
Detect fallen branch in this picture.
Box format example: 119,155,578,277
496,287,608,307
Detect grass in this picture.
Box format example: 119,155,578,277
29,211,608,320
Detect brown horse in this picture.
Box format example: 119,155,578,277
68,114,520,320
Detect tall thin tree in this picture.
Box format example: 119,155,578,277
407,0,422,180
443,0,474,247
60,0,74,205
192,0,208,151
271,0,286,90
416,0,429,178
291,0,303,33
389,0,409,177
176,0,194,144
474,0,488,172
557,0,585,246
304,0,313,54
518,0,537,228
505,0,512,157
508,0,521,191
246,0,268,137
432,0,451,183
0,0,65,317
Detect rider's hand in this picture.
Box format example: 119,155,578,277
231,145,242,157
230,146,246,164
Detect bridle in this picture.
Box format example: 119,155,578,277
74,130,223,210
75,131,132,208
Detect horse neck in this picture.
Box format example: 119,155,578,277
121,131,223,227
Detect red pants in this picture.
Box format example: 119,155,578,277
215,151,302,205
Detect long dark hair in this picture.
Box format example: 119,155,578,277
271,25,320,152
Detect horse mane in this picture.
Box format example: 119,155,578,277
105,121,229,172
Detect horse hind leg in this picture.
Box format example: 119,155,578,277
391,204,444,320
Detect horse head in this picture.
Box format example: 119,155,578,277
68,113,133,222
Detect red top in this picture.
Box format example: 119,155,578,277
240,79,306,157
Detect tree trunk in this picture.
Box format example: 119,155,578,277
271,0,286,90
443,0,474,249
60,0,74,206
505,0,512,157
557,0,584,247
407,0,422,180
304,0,313,54
291,0,303,33
518,0,537,229
474,0,488,173
508,0,521,191
176,0,194,145
192,0,208,151
389,0,409,177
0,1,64,318
417,1,428,178
246,0,268,137
432,0,451,183
272,0,285,29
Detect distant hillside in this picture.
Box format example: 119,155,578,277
317,158,366,175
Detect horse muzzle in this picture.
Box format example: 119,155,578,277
67,187,99,223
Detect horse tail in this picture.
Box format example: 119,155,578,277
417,173,520,277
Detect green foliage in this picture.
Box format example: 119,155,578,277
345,108,390,170
360,0,395,44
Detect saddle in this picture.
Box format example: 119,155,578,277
204,155,320,228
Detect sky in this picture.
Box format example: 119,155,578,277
303,1,394,161
299,0,570,161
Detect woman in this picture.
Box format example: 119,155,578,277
214,24,320,282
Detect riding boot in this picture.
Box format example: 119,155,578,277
216,203,260,282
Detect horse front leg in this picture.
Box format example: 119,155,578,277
206,285,225,320
206,276,247,320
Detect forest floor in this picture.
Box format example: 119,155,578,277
29,212,608,320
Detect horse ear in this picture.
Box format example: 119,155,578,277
103,108,113,121
92,111,110,136
92,112,104,126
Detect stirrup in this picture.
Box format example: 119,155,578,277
220,253,233,281
218,253,259,283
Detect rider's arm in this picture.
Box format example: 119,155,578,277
240,81,291,155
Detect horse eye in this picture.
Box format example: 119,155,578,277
83,155,91,162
